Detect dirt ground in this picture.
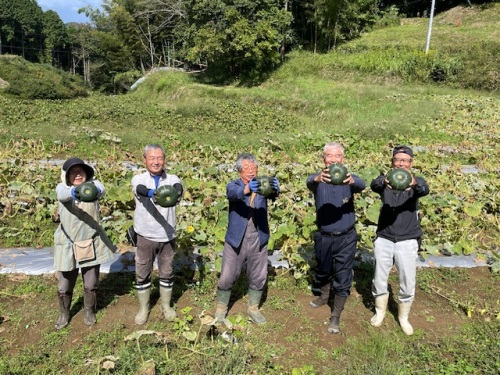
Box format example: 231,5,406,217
0,266,494,372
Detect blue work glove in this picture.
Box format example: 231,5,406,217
271,177,280,192
70,186,80,200
248,178,260,193
91,181,102,195
147,189,156,199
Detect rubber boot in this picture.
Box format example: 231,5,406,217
328,295,347,334
55,292,72,330
83,289,97,326
214,289,231,323
247,289,266,324
370,294,389,327
398,302,414,335
160,286,177,321
134,288,151,325
309,282,330,308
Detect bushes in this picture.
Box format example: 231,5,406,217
0,55,87,99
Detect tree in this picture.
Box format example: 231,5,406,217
180,0,292,83
290,0,379,52
0,0,44,61
42,10,69,66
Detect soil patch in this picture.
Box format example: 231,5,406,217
0,267,495,372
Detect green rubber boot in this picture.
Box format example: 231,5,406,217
160,286,176,321
247,289,266,324
134,288,151,325
214,289,231,323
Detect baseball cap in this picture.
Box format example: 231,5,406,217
392,145,413,158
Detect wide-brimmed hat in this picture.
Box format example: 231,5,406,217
62,158,94,185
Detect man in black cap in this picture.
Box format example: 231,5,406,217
369,145,429,335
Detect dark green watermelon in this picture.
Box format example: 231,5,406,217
255,176,274,196
387,168,412,190
76,182,99,202
155,185,180,207
328,164,348,185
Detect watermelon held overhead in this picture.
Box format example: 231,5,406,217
155,185,180,207
386,168,412,190
76,182,99,202
255,176,274,197
328,164,348,185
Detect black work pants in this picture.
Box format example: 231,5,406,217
313,228,357,297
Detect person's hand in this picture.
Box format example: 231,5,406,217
249,178,260,193
384,177,393,189
90,181,102,194
314,168,330,183
271,177,280,192
71,186,80,200
343,173,354,185
148,189,157,201
407,175,416,190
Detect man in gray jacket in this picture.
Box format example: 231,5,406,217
131,144,183,325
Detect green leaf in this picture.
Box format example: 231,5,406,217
463,202,482,217
365,201,381,225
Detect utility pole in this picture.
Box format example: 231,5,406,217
425,0,436,54
281,0,288,61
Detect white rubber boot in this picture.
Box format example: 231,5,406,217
398,302,414,335
370,294,389,327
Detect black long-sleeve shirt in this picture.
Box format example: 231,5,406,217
371,175,429,242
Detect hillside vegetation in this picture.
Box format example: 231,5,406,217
0,6,498,264
272,4,499,91
0,55,87,99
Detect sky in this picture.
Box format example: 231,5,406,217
37,0,102,24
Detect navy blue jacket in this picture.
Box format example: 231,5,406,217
371,175,429,241
224,178,279,250
306,173,365,233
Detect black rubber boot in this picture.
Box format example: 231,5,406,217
55,292,72,330
83,290,97,326
328,295,347,334
309,283,330,308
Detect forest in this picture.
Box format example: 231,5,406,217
1,0,495,92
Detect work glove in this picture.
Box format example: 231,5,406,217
249,178,260,193
90,181,102,195
70,186,80,200
271,177,280,192
149,189,157,202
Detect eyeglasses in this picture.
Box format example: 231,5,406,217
393,157,413,164
241,166,257,172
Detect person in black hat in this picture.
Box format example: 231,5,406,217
53,158,116,329
306,142,365,334
369,145,429,335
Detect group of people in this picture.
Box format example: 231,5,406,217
53,142,428,336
